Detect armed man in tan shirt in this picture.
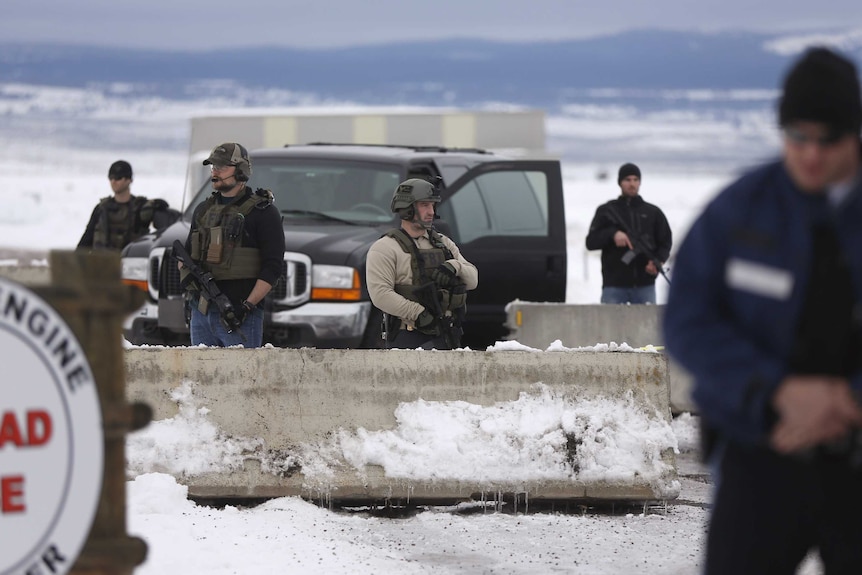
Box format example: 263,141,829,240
366,178,478,349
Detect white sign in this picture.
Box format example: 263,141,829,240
0,277,103,575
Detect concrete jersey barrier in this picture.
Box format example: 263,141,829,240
505,302,696,414
125,347,679,504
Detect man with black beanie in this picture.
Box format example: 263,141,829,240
664,46,862,574
585,162,672,303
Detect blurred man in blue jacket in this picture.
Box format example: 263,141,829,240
664,47,862,574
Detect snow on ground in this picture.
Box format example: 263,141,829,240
128,471,707,575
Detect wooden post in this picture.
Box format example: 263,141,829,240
35,250,150,575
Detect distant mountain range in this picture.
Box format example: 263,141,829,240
2,29,859,170
2,29,859,107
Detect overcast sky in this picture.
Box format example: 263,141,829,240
4,0,860,51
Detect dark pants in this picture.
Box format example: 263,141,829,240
387,328,451,350
706,441,862,574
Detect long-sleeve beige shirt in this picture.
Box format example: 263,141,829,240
365,230,478,326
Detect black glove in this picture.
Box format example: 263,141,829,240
429,262,457,287
240,299,256,322
226,300,255,330
150,199,169,211
219,307,243,333
415,309,438,331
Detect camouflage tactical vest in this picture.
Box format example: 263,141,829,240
187,188,273,281
93,196,148,249
385,228,467,314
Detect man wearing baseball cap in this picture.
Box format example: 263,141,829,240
665,47,862,573
179,142,285,348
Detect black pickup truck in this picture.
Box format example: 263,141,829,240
121,143,567,349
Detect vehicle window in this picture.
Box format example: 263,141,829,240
445,171,548,243
438,164,470,186
185,159,402,224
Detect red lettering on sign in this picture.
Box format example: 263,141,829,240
1,474,26,513
27,410,52,446
0,412,23,447
0,410,53,447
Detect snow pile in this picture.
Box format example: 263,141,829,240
128,381,680,498
487,339,660,352
334,384,679,496
127,381,264,478
128,472,195,516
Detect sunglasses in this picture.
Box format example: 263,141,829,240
209,163,234,171
783,126,849,148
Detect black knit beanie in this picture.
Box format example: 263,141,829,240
778,47,862,135
617,163,641,184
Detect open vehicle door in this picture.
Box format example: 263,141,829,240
435,160,567,347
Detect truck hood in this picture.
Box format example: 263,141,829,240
283,222,388,265
124,219,390,267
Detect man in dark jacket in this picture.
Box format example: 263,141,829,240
180,143,285,348
585,163,672,303
664,47,862,574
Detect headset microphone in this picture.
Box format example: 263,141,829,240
211,173,237,184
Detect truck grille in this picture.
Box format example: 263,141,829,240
274,260,308,299
159,252,183,296
152,248,311,306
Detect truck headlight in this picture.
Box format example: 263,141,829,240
122,257,149,292
311,265,361,301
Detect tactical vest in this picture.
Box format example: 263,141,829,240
93,196,148,249
187,189,272,281
385,228,468,315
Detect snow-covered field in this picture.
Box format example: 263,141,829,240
0,85,826,573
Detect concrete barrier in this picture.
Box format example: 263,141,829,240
125,347,678,503
505,302,696,414
0,263,50,285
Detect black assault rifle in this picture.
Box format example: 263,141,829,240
413,280,462,349
171,240,246,341
605,206,671,285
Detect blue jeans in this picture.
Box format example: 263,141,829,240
190,305,264,348
601,285,656,304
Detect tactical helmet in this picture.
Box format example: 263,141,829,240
203,142,252,182
390,178,441,218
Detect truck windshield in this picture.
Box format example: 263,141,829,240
185,159,402,224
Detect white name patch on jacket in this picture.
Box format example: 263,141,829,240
725,258,794,300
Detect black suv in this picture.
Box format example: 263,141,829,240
121,143,567,349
